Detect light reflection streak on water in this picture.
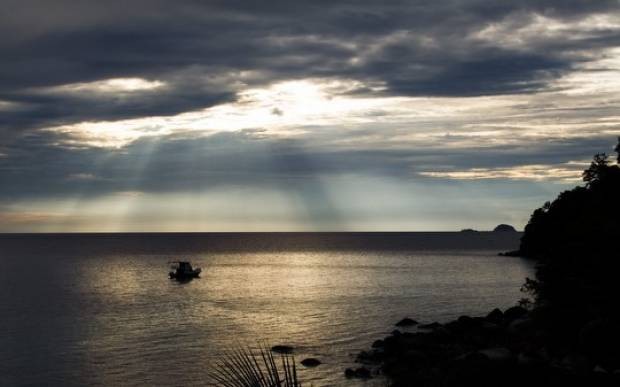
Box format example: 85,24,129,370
0,246,534,386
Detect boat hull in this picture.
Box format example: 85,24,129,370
169,269,201,279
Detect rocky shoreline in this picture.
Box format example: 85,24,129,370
347,306,620,386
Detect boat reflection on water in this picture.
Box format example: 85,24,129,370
168,261,202,281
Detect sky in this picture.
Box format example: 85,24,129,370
1,0,620,232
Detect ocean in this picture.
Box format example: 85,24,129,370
0,232,534,386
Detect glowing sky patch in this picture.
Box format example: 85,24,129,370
419,162,589,182
47,77,165,94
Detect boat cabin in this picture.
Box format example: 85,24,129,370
169,260,201,279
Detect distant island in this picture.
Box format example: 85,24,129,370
493,224,517,232
459,228,479,233
459,224,517,233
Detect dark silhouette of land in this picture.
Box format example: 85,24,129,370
493,224,517,232
351,138,620,386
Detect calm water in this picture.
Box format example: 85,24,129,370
0,233,534,386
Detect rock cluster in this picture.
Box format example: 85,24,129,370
350,306,620,386
300,358,321,367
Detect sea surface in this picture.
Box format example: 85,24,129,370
0,232,535,386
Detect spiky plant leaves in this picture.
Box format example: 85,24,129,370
211,344,301,387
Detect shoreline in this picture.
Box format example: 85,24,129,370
348,306,620,386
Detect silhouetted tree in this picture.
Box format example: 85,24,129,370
519,139,620,322
582,153,610,186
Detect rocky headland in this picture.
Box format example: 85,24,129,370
347,140,620,387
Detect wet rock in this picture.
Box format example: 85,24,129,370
271,345,294,354
579,319,620,359
594,365,607,373
356,350,375,363
486,308,504,324
517,352,545,366
457,315,475,326
508,316,534,335
395,317,418,327
504,306,528,322
560,352,590,373
301,358,321,367
456,351,491,364
419,322,442,330
478,347,514,362
351,305,620,386
480,321,501,332
403,349,430,364
345,367,371,379
433,326,453,339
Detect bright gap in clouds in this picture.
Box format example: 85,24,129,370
46,76,534,149
48,77,166,94
47,78,399,148
19,47,620,232
47,46,620,151
419,162,589,182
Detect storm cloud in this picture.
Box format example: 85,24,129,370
2,0,620,131
1,0,620,231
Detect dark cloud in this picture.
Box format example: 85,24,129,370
1,0,620,132
0,81,235,132
1,0,619,213
1,127,615,200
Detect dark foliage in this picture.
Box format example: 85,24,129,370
519,137,620,318
354,139,620,387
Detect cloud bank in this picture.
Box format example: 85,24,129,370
1,0,619,231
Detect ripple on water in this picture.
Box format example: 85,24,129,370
0,233,532,386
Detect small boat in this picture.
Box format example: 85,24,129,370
169,261,202,279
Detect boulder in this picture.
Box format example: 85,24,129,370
271,345,294,354
478,347,514,362
457,315,475,326
504,306,528,322
433,326,453,339
560,352,590,373
508,316,534,335
594,365,607,373
486,308,504,324
419,322,442,330
356,350,377,363
578,319,620,359
344,367,371,379
517,352,546,366
300,358,321,367
395,317,418,327
456,351,491,364
371,339,384,348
